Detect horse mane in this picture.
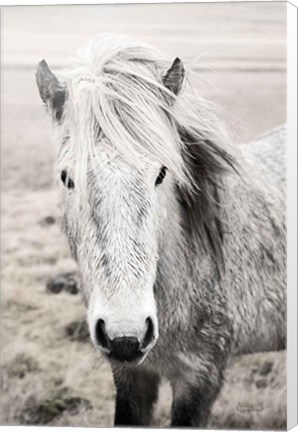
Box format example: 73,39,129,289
59,34,239,266
176,128,238,266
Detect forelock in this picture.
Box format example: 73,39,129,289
57,35,188,200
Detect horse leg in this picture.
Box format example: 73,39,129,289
170,366,225,427
112,366,160,426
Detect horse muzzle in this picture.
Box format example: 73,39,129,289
93,317,157,364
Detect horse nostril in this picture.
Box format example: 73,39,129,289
142,317,155,349
95,319,110,349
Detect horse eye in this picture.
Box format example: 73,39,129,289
155,166,167,186
61,170,75,189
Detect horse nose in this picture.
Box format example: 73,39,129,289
94,317,155,362
110,337,141,362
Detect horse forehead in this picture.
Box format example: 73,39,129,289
90,147,159,178
88,159,149,200
91,157,139,180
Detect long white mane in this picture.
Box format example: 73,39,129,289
56,34,234,195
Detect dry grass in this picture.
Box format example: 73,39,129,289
1,3,286,428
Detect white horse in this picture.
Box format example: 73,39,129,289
36,35,285,427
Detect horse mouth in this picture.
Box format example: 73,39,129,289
109,351,144,364
100,348,149,366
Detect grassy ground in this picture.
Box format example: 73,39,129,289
1,2,286,428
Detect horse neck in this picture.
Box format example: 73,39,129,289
155,165,263,296
156,181,218,301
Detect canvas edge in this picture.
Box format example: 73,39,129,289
287,1,298,430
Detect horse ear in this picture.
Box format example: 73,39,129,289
162,57,185,96
36,60,67,122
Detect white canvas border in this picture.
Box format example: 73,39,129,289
287,1,298,431
0,0,297,7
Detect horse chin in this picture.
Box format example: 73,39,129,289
100,350,149,367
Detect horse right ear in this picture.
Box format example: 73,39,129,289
162,57,185,96
36,60,67,122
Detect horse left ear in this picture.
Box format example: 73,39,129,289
36,59,67,122
162,57,185,96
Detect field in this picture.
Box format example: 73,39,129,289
1,2,286,428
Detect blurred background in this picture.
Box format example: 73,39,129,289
1,2,286,428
